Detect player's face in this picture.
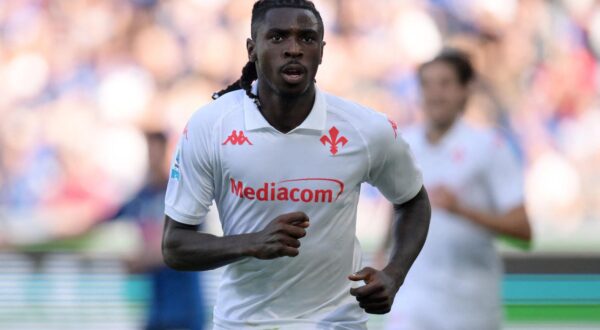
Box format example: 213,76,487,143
419,61,469,128
248,7,325,97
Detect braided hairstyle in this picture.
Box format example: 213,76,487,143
212,0,324,104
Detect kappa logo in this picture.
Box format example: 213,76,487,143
320,126,347,155
222,130,253,146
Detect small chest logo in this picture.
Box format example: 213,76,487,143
320,126,347,155
388,118,398,139
223,130,253,146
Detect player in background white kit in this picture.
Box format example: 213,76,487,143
161,1,431,329
383,50,532,330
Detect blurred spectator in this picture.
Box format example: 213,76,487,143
109,131,204,330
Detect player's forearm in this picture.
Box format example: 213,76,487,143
455,205,531,241
384,186,431,287
162,217,256,271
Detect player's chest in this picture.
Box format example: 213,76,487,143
415,142,485,188
217,126,367,194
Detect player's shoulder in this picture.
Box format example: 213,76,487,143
324,92,395,138
325,93,386,122
187,90,245,131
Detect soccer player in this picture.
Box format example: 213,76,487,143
162,1,431,329
384,50,532,330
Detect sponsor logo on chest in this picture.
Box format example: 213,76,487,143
230,178,344,203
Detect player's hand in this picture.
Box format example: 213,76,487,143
430,185,459,213
349,267,400,314
248,212,309,260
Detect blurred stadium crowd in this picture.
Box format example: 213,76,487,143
1,0,600,252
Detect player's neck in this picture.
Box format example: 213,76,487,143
426,119,458,144
257,85,316,133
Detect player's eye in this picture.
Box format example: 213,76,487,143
271,34,284,42
302,36,315,43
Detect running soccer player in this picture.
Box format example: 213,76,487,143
384,50,532,330
162,1,431,329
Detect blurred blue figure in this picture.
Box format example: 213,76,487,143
113,131,204,330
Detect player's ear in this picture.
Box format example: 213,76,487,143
247,38,257,62
319,41,326,64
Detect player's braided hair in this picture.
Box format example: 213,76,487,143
419,49,475,86
212,0,324,104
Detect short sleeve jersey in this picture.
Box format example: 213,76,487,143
165,87,422,329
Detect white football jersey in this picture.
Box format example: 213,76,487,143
165,85,423,329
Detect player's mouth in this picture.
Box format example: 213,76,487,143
281,64,306,84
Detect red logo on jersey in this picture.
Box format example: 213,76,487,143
183,124,189,140
230,178,344,203
452,148,464,164
320,126,347,155
222,130,253,145
388,118,398,139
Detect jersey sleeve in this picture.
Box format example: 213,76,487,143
165,118,215,225
367,118,423,205
484,134,525,213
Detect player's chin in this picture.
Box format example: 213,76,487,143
277,82,313,97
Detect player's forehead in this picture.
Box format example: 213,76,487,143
420,61,460,82
260,7,320,33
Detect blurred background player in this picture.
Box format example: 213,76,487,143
110,131,204,330
383,50,532,330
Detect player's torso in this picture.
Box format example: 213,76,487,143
208,102,370,325
404,122,499,272
213,112,369,236
396,123,503,325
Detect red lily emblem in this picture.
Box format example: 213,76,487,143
388,118,398,139
320,126,348,155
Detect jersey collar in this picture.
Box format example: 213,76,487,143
244,82,327,133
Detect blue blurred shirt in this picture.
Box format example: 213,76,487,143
115,184,204,330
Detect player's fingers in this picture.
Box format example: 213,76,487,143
276,234,301,248
279,224,307,238
354,291,389,303
277,212,309,225
348,267,376,281
350,281,384,297
279,245,300,257
295,220,310,228
363,303,392,315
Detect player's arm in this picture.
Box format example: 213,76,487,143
162,212,309,271
439,133,532,241
350,186,431,314
349,118,431,314
430,186,531,240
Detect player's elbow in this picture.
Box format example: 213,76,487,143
516,210,533,242
517,220,532,242
505,206,532,242
162,236,188,271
